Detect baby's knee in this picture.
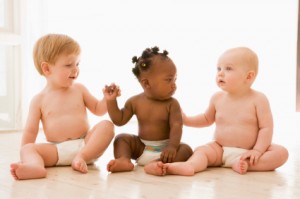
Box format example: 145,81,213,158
175,143,193,161
95,120,115,136
21,143,36,152
278,146,289,164
98,120,114,130
179,143,193,156
113,133,134,145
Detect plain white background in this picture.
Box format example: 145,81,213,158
21,0,298,145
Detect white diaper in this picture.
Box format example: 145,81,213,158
54,139,85,166
222,147,248,167
136,139,169,166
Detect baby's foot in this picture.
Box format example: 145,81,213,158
232,159,248,174
165,162,195,176
10,163,47,180
144,161,165,176
72,156,88,173
10,163,20,180
107,158,134,173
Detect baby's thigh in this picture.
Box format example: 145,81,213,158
174,143,193,161
195,141,223,166
114,133,145,159
84,120,114,142
23,143,58,166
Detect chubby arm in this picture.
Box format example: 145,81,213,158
161,99,183,163
182,93,217,128
103,83,134,126
21,95,42,146
240,92,273,165
252,93,273,153
77,83,107,116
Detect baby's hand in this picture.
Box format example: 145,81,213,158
240,149,262,165
160,146,177,163
103,83,121,100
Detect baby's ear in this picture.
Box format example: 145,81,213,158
41,62,50,75
140,78,150,89
246,70,255,81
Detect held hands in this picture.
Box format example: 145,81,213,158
103,83,121,100
160,145,177,163
240,149,263,165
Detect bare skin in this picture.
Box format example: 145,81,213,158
104,52,193,174
159,47,288,176
10,35,114,180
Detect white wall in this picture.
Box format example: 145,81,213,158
22,0,298,145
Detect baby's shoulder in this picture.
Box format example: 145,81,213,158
29,91,45,109
251,91,271,109
211,91,226,100
250,89,269,101
72,82,86,90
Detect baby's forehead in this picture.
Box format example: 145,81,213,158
153,58,175,71
151,55,174,66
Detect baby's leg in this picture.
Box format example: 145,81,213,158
173,143,193,162
144,161,165,176
246,144,288,171
144,143,193,176
10,143,58,180
10,163,47,180
164,142,223,176
73,120,114,173
107,133,145,173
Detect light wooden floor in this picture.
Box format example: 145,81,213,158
1,114,300,199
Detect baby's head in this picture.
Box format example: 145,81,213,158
132,47,170,78
131,46,177,100
33,34,81,75
218,47,259,86
219,47,258,75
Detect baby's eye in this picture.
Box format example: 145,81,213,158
225,66,232,71
217,67,221,71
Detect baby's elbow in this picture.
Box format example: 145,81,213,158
112,119,125,126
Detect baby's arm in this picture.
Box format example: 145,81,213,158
21,95,42,146
160,99,182,163
103,83,134,126
240,92,273,165
183,93,217,128
78,83,108,116
252,93,273,151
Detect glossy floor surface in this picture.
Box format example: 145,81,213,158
1,115,299,199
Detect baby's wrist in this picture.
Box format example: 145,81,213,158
253,149,263,154
168,143,178,149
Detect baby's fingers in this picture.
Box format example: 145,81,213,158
161,151,174,163
249,155,255,165
240,152,250,161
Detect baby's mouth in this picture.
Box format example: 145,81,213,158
218,79,225,84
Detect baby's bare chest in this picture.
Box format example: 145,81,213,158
42,92,85,117
215,100,257,124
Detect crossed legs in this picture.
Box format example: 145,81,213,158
161,142,288,176
107,134,193,175
11,120,114,180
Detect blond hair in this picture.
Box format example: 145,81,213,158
225,47,259,74
33,34,81,75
